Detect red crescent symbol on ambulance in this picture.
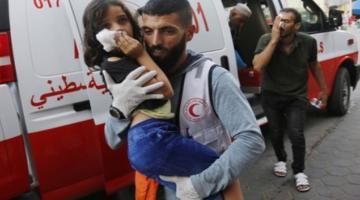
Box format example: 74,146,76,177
188,103,200,117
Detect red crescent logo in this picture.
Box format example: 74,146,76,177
188,103,200,117
184,98,209,122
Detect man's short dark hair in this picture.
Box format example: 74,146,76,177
141,0,192,27
280,8,302,23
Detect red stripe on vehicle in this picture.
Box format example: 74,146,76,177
29,120,104,199
0,136,30,200
0,32,16,83
0,33,11,57
95,125,134,194
308,52,358,100
28,120,134,199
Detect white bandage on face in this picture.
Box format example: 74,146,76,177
96,28,117,52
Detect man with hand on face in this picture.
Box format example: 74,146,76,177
253,8,328,192
104,0,265,199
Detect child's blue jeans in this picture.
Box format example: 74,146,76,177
128,118,221,199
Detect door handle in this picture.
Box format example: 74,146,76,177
73,101,91,112
221,56,229,71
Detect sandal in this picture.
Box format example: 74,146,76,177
273,161,287,177
294,173,311,192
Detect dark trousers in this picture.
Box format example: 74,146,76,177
262,91,307,174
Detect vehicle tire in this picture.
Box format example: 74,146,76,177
328,68,351,116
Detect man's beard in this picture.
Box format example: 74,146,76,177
146,35,186,74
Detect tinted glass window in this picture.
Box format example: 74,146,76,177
283,0,326,33
221,0,242,8
0,0,9,31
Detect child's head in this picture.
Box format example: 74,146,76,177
83,0,140,68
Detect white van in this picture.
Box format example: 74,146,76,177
0,0,358,199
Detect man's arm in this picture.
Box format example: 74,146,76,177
190,67,266,197
309,61,328,104
253,16,281,72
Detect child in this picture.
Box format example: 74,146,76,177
82,0,243,199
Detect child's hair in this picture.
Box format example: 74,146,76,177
83,0,141,68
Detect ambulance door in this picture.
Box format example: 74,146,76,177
9,1,105,199
0,86,29,199
0,1,30,198
63,0,136,194
187,0,238,79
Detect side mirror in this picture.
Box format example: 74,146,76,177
329,9,343,27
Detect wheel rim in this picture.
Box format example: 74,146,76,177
342,78,350,110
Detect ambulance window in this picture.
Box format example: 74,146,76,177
0,0,9,31
312,1,329,17
221,0,242,8
283,0,325,33
25,2,81,76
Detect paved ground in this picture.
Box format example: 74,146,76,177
239,87,360,200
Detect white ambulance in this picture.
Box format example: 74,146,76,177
0,0,358,199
